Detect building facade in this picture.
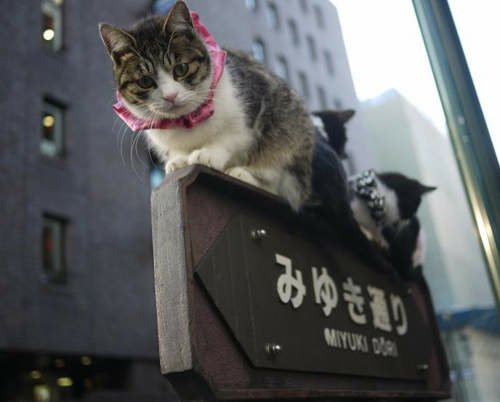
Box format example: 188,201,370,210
0,0,374,400
1,0,170,400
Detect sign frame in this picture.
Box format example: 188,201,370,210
152,165,451,401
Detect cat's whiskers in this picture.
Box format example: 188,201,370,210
117,119,130,168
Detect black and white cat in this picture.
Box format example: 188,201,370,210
349,169,435,249
308,132,395,273
313,109,435,274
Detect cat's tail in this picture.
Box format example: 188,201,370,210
307,138,394,273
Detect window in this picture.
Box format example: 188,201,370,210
41,0,63,51
288,19,300,46
333,98,343,109
266,2,280,30
42,215,66,284
274,56,290,83
306,35,317,61
333,1,500,398
298,72,309,100
300,0,308,13
245,0,257,11
314,5,325,29
252,38,266,64
152,0,177,14
150,153,165,189
41,99,64,158
317,86,328,109
324,50,334,75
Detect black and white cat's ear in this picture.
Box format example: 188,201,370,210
336,109,355,123
162,1,194,33
420,184,437,195
99,23,136,61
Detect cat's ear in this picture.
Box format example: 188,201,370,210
419,184,437,195
99,23,136,63
162,1,194,33
336,109,355,123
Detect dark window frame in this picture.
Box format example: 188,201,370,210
41,97,65,158
275,55,290,83
324,50,335,75
245,0,258,11
306,35,317,61
298,71,310,100
288,19,300,46
42,214,67,284
313,5,325,28
252,38,267,64
266,2,280,30
41,0,63,51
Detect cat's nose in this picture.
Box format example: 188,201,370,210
163,93,178,103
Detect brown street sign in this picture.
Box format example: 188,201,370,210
196,214,431,380
152,166,451,401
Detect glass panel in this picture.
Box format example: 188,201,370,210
42,216,65,283
324,50,334,75
150,153,165,189
245,0,257,11
251,39,266,64
448,0,500,162
41,100,63,157
41,0,63,51
300,0,308,13
274,56,289,83
314,5,325,29
306,35,317,61
265,3,280,30
331,1,498,400
297,71,309,101
33,384,51,402
317,86,327,109
152,0,177,14
288,19,299,46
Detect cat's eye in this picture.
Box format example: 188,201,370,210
137,76,156,89
174,63,189,78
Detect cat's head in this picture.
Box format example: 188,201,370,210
99,1,211,120
378,172,436,220
312,109,355,159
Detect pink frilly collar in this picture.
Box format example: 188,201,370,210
112,12,226,132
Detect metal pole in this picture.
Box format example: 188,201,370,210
413,0,500,309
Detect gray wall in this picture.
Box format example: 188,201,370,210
0,0,158,359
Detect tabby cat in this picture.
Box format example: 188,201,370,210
99,0,313,210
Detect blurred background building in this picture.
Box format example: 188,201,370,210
0,0,497,401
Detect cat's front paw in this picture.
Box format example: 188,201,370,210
187,148,229,171
165,155,188,174
225,166,259,187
